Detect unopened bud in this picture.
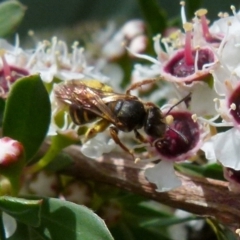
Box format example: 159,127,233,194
0,137,24,167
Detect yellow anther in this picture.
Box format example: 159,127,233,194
121,41,127,47
195,9,208,17
224,80,233,92
0,49,6,57
134,157,141,164
218,12,224,18
223,12,229,18
180,1,185,6
166,115,174,125
191,114,198,122
28,30,34,36
230,103,236,110
230,5,236,11
235,228,240,236
153,34,161,41
183,22,193,32
72,41,79,49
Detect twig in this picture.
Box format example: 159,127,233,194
40,141,240,228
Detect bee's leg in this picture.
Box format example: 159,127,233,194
109,126,135,159
134,129,148,143
126,78,157,95
84,119,110,142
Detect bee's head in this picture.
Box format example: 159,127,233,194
144,105,167,139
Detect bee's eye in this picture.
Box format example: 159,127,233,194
144,107,165,138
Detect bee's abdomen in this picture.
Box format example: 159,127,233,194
69,104,98,125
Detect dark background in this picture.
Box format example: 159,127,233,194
14,0,240,37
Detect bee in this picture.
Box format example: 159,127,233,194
54,79,188,159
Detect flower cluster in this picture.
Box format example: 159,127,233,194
131,3,240,192
2,3,240,194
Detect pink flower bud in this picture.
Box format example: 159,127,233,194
128,35,148,57
122,20,146,40
0,137,24,167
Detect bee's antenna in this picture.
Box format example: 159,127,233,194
164,93,191,116
163,93,191,144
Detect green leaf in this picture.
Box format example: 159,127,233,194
29,132,79,172
3,75,51,162
0,1,26,37
139,215,199,228
207,219,236,240
202,163,224,180
8,220,52,240
8,221,43,240
137,0,167,36
0,98,5,127
177,163,224,181
111,222,172,240
185,0,202,18
0,196,42,227
45,152,73,172
35,198,114,240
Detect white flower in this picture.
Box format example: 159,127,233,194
145,161,181,192
28,171,60,197
190,82,218,116
201,139,216,163
2,212,17,238
81,133,116,158
203,128,240,170
29,37,109,83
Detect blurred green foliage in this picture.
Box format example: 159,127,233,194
17,0,240,38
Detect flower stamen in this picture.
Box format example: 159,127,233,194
230,103,236,111
180,1,187,24
183,22,194,65
195,9,212,41
230,5,240,22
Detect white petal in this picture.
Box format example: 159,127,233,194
39,69,55,83
0,39,15,50
210,15,239,36
212,64,231,95
190,83,218,116
2,212,17,238
81,133,115,159
57,71,84,80
145,161,181,192
201,140,217,163
213,128,240,170
221,35,240,70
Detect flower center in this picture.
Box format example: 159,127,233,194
164,48,214,78
153,111,200,160
229,85,240,124
163,21,215,79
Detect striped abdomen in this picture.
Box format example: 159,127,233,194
69,103,99,125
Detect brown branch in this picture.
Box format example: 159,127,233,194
40,142,240,228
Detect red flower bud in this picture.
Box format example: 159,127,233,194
0,137,24,167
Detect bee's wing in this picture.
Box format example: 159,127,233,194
82,87,120,123
54,82,122,125
101,94,138,103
